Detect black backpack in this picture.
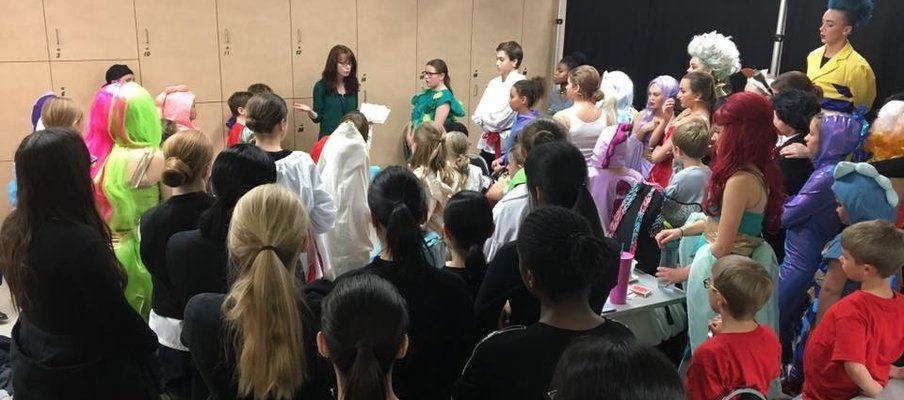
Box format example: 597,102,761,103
609,182,665,275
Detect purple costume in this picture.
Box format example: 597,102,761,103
588,123,645,235
777,113,861,355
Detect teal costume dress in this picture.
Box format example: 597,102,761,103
410,87,465,128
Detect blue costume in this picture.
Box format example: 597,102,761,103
777,114,861,357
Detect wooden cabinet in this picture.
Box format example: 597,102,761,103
290,0,357,99
217,0,293,99
0,62,53,161
417,0,473,143
135,0,222,102
49,60,141,115
291,98,318,152
357,0,418,166
192,102,227,154
521,0,558,82
43,0,138,60
0,2,48,62
468,0,524,139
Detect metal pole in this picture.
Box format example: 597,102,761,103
770,0,790,75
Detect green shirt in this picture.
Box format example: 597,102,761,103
506,168,527,193
312,79,358,138
410,87,465,128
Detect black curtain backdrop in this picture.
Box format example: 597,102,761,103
564,0,904,111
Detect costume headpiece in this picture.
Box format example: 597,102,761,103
687,31,741,82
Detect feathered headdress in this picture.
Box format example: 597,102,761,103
687,31,741,82
827,0,874,27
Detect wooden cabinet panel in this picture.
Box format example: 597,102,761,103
0,2,49,62
290,0,357,99
50,60,141,115
417,0,473,144
43,0,138,60
468,0,524,139
291,98,318,152
0,62,53,161
357,0,418,166
217,0,293,99
192,102,227,155
135,0,222,102
521,0,557,81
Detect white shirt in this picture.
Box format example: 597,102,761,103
472,71,526,154
317,122,376,278
484,183,529,262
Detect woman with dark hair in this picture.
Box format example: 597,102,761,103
456,207,632,400
443,190,494,296
410,58,465,128
476,141,612,337
295,44,360,138
1,129,159,398
339,165,473,400
655,92,785,351
166,145,277,326
318,273,410,400
548,51,587,114
550,336,686,400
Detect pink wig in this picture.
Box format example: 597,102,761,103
155,85,196,130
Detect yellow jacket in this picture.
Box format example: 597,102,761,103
807,41,876,111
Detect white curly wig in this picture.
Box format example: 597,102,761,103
687,31,741,82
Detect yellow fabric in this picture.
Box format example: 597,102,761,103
806,41,876,110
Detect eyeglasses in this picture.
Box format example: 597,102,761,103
421,71,442,76
703,277,718,292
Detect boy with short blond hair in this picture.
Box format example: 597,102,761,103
802,220,904,399
685,255,781,400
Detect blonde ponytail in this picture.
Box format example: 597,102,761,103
444,131,471,189
223,184,309,400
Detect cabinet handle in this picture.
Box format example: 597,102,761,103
55,29,60,45
474,84,478,97
224,29,231,45
297,29,302,44
364,90,367,102
522,67,527,75
144,29,150,45
361,73,367,83
472,69,478,78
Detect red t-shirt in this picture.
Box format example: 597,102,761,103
226,122,244,147
310,135,330,164
802,290,904,400
685,324,781,400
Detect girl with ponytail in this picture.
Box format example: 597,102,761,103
442,190,494,296
444,131,484,192
183,184,332,400
346,166,473,400
456,207,633,400
319,274,410,400
138,129,214,398
553,65,611,165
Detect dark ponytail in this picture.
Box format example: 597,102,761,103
322,274,410,400
513,76,547,108
368,166,430,269
426,59,452,94
444,191,494,274
517,207,619,302
525,141,604,236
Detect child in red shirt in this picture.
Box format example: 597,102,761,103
226,91,252,146
802,220,904,399
686,255,781,400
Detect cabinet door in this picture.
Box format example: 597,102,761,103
291,98,318,152
468,0,524,137
43,0,138,60
358,0,418,166
192,102,227,154
0,2,48,62
290,0,357,99
50,60,141,115
217,0,293,98
417,0,473,145
135,0,222,102
521,0,557,82
0,62,53,161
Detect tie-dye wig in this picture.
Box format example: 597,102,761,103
864,100,904,162
601,71,635,124
155,85,197,130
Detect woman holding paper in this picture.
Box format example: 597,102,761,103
294,45,360,138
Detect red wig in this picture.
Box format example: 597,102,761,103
704,92,785,232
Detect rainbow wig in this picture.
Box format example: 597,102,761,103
155,85,197,130
827,0,874,27
865,100,904,162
